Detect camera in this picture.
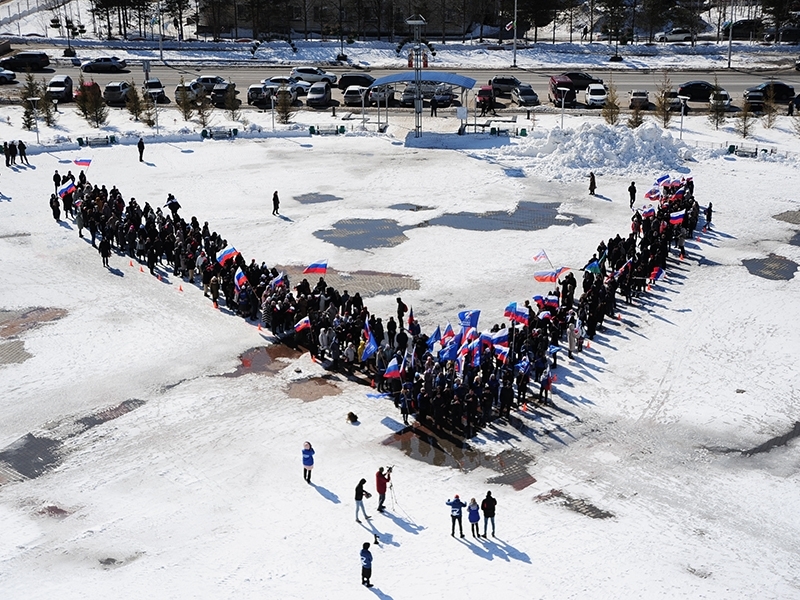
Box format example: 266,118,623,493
386,465,393,473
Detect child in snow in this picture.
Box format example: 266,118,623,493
467,498,481,537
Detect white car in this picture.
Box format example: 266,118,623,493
655,28,694,42
368,85,395,106
142,78,167,103
268,85,297,105
584,83,607,107
629,89,650,109
175,80,203,102
0,68,17,84
262,76,311,96
342,85,367,107
290,66,337,84
709,89,732,110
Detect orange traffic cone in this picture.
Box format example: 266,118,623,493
370,379,376,388
139,266,144,272
257,323,262,331
213,301,218,309
522,403,528,412
178,285,183,292
616,313,621,320
129,260,133,267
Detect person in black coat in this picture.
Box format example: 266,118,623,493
17,140,28,165
480,491,497,537
272,190,280,215
355,478,372,523
137,137,145,162
628,181,636,208
98,236,112,267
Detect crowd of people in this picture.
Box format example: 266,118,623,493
49,169,705,441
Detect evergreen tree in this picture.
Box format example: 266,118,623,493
762,86,778,129
276,87,294,124
224,85,241,121
602,83,620,125
75,76,108,128
707,77,727,131
142,92,158,128
734,103,755,139
653,72,673,128
195,89,213,127
20,70,38,131
627,106,644,128
39,87,57,126
126,80,144,121
176,76,195,121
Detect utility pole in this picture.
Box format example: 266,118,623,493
406,14,427,139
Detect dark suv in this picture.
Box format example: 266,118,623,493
0,51,50,71
211,82,238,106
489,75,523,96
744,81,795,103
548,75,577,107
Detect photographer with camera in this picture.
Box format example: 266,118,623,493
375,466,392,513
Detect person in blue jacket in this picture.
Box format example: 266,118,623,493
302,441,314,483
446,495,466,538
360,542,373,587
467,497,481,537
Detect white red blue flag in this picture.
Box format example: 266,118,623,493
534,267,569,283
294,316,311,332
58,181,76,198
303,260,328,275
216,246,239,265
384,357,401,378
670,210,685,225
234,267,248,290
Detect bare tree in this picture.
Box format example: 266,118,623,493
734,103,755,139
707,77,727,131
602,82,620,125
762,86,778,129
627,106,644,128
653,72,673,128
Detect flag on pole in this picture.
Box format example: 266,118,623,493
269,271,286,288
294,316,311,332
534,267,569,283
505,20,514,31
216,246,239,265
656,174,671,185
650,267,665,281
303,260,328,274
544,295,559,308
532,249,549,263
407,306,414,328
58,181,76,198
73,158,92,167
441,322,455,345
585,261,601,274
361,320,378,361
504,302,529,326
491,328,509,347
494,345,509,363
642,205,656,218
670,210,685,225
234,267,248,291
457,310,480,329
427,325,442,351
384,357,402,379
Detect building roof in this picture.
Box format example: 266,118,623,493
371,71,477,90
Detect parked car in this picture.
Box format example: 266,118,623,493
655,28,694,42
743,90,764,112
665,90,684,111
0,68,17,85
476,85,495,107
584,83,607,107
744,81,796,103
81,57,127,73
433,85,455,108
677,80,715,102
338,73,376,91
628,89,650,109
560,71,603,91
193,75,226,93
261,76,311,96
0,51,50,71
74,80,101,101
210,82,238,107
272,86,297,106
46,75,72,100
400,83,438,106
490,75,523,95
290,66,337,84
175,80,203,102
368,84,395,106
247,83,272,106
511,84,540,106
764,27,800,43
103,81,131,104
722,19,762,40
342,85,367,106
709,89,732,110
306,81,332,107
142,78,167,103
548,75,577,107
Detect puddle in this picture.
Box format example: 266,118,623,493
0,307,68,338
503,167,525,178
789,231,800,247
743,421,800,456
382,423,536,490
0,398,147,484
287,375,342,401
773,210,800,225
294,192,343,204
222,345,302,378
388,203,434,211
741,253,797,280
0,340,32,365
534,488,615,519
314,218,409,250
276,265,419,297
427,201,591,232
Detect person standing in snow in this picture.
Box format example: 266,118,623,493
446,495,466,538
272,190,280,215
302,441,315,483
589,172,597,196
704,203,713,230
360,542,373,587
49,194,61,221
98,236,112,268
375,466,391,512
355,478,372,523
481,491,497,537
628,181,636,208
17,140,28,165
137,137,145,162
467,497,481,537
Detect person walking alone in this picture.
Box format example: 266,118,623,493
481,490,497,537
375,466,391,512
137,137,145,162
302,441,314,483
98,236,111,268
360,542,374,587
272,190,280,215
628,181,636,208
355,478,372,523
446,494,466,538
430,96,438,117
704,202,713,230
589,172,597,196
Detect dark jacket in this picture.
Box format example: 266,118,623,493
355,478,371,501
481,493,497,517
446,498,466,517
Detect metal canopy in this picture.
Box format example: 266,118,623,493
371,71,477,90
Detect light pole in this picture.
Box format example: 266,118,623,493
678,95,689,139
271,94,275,131
406,14,427,138
29,96,40,144
558,87,570,128
512,0,518,68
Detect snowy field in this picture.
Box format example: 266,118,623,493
1,95,800,599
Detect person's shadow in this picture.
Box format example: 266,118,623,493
277,214,293,222
143,161,156,167
310,482,340,504
367,586,395,600
380,510,425,535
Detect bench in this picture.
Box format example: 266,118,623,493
734,146,758,158
202,127,237,139
78,135,115,147
311,125,342,135
458,120,492,134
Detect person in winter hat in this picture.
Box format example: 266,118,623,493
302,441,315,483
375,466,391,512
446,495,466,538
467,497,481,537
481,491,497,537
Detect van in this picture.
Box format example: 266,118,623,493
46,75,73,102
548,75,577,107
0,51,50,71
721,19,762,40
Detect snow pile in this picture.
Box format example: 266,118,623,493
497,121,686,179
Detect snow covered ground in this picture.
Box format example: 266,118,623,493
1,82,800,599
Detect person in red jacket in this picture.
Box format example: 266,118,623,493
375,466,392,512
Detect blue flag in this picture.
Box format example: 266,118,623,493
427,325,441,351
438,341,458,362
457,309,480,329
361,320,378,361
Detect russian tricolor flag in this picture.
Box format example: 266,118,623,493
58,181,76,198
494,345,509,363
234,267,248,290
303,260,328,275
491,328,509,347
384,357,401,379
534,267,568,283
532,295,545,308
544,295,559,308
656,174,670,186
407,306,414,328
650,267,665,281
441,322,455,345
670,210,685,225
269,271,285,288
216,246,240,265
532,249,548,263
642,206,656,218
504,302,529,326
73,158,92,167
538,311,553,320
294,316,311,332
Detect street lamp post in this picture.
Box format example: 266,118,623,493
512,0,518,68
29,96,40,144
678,95,689,139
558,87,570,128
406,15,427,138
